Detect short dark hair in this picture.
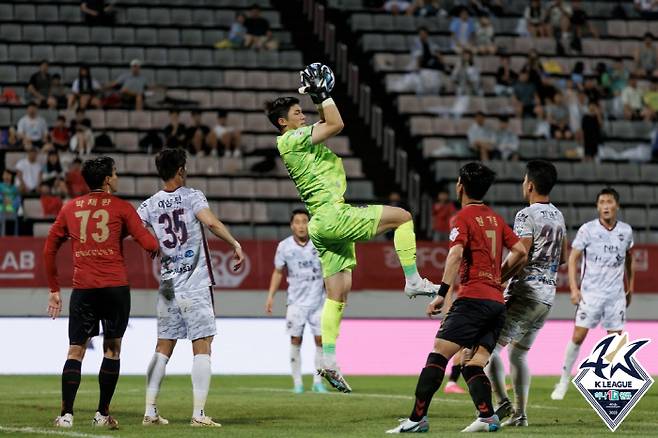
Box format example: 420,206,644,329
217,109,228,118
290,208,310,222
417,26,429,33
250,3,261,10
526,160,557,196
27,102,37,109
597,187,620,204
56,115,65,122
265,97,300,131
191,110,201,116
458,162,495,200
169,109,179,115
72,158,82,164
155,147,187,181
81,156,115,190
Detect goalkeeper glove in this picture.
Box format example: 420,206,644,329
299,63,332,105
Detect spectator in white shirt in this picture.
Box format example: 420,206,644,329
15,148,42,194
622,77,644,120
211,110,242,157
16,103,49,149
68,65,102,110
495,116,519,160
468,112,495,160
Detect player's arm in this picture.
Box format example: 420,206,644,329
501,236,532,282
625,249,635,307
310,101,344,145
560,235,568,265
124,204,159,253
43,210,68,319
427,244,463,318
568,247,583,305
196,208,244,270
266,268,284,314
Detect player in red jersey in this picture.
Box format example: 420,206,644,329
43,156,159,429
387,162,528,434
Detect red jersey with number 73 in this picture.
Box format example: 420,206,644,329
43,191,159,291
449,203,520,303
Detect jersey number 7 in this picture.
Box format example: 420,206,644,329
158,209,188,249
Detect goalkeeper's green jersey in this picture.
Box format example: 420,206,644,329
277,124,346,215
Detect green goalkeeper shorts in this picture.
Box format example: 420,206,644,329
308,203,383,278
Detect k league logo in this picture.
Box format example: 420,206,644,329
573,333,653,431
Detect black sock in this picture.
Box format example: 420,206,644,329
409,353,448,421
61,359,82,416
449,364,462,383
97,358,120,416
462,365,494,418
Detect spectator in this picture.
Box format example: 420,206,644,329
50,116,70,152
513,69,539,117
451,49,480,95
0,127,21,149
546,92,573,139
495,116,520,160
546,0,572,55
407,0,442,16
594,62,612,99
468,112,496,160
474,16,496,54
583,77,602,104
244,4,278,50
610,60,630,96
643,79,658,120
49,74,68,110
569,0,598,53
215,12,247,49
68,65,102,110
212,110,242,157
107,59,148,110
69,119,94,155
411,26,449,94
432,189,457,242
537,73,558,107
0,87,22,106
571,61,585,90
0,169,21,217
164,110,187,148
65,158,88,197
27,60,56,109
634,32,658,79
634,0,658,19
494,53,517,96
186,110,211,156
80,0,116,25
383,0,412,14
449,7,476,53
39,182,64,218
15,148,42,194
523,49,544,88
622,77,644,120
566,84,587,140
524,0,548,37
69,108,92,135
581,101,603,160
41,150,65,186
16,103,49,149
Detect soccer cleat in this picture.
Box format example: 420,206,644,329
92,411,119,429
312,382,329,393
461,415,500,432
551,381,569,400
53,413,73,428
142,414,169,425
404,278,439,299
494,399,513,421
318,368,352,393
502,413,528,427
190,416,222,427
386,416,430,433
293,384,304,394
444,381,466,394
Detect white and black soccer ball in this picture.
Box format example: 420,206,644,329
301,62,335,92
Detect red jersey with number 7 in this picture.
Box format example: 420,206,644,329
449,203,520,303
43,191,159,291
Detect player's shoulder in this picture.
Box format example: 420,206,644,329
278,235,295,248
578,219,598,233
616,220,634,234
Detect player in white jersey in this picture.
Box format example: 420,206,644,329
485,161,567,427
551,187,635,400
265,209,329,394
137,148,244,427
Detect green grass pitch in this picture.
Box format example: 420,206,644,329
0,375,656,437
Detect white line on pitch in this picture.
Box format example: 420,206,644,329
0,426,114,438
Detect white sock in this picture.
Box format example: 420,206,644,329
290,344,302,387
559,341,581,385
485,344,508,404
191,354,211,418
145,352,169,417
509,345,530,415
313,346,323,384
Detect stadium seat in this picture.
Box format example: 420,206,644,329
266,202,290,222
207,178,232,197
232,178,256,198
622,208,648,230
22,25,45,42
14,5,36,22
136,28,158,44
218,201,246,222
255,225,278,239
136,177,160,196
185,177,208,193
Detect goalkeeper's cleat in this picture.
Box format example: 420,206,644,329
293,384,304,394
142,414,169,425
461,415,500,433
550,381,569,400
494,398,513,421
444,381,466,394
92,412,119,429
312,382,329,393
502,413,528,427
386,416,430,433
190,416,222,427
404,278,439,299
53,413,73,428
318,368,352,393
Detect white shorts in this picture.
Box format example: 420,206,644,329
286,303,322,338
498,296,551,349
576,294,626,331
157,287,217,340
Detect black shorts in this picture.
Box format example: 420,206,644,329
68,286,131,345
437,297,506,353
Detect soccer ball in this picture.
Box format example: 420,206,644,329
302,62,335,92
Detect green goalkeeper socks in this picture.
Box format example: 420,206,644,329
394,220,420,280
321,298,345,368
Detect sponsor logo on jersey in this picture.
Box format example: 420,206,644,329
573,332,653,431
449,227,459,242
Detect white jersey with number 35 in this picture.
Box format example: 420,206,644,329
138,186,214,293
506,202,566,306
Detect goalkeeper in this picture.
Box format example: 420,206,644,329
265,63,438,393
